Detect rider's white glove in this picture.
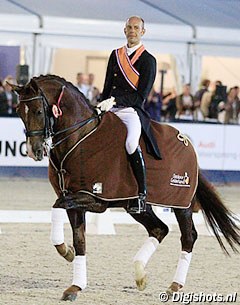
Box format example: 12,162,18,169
97,96,116,112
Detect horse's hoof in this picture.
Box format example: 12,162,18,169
166,282,183,296
61,292,77,301
134,261,147,291
61,285,80,301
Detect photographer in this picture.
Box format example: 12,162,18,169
201,81,226,121
209,81,227,119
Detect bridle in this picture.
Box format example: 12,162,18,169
20,93,53,139
19,89,100,149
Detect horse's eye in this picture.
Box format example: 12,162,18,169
37,110,43,115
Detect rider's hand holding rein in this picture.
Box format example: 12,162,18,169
96,96,116,112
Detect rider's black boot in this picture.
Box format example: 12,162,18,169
127,146,147,214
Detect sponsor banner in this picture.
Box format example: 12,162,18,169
0,118,240,170
223,125,240,170
170,122,240,170
0,117,49,167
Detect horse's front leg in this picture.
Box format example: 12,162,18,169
51,208,75,262
61,208,87,301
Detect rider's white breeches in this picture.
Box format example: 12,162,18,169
110,107,141,154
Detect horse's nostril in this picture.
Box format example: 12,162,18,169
35,148,43,160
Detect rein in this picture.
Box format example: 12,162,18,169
52,116,99,148
19,88,100,149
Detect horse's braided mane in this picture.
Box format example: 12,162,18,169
32,74,79,93
32,74,94,109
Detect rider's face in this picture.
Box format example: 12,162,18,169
124,17,145,48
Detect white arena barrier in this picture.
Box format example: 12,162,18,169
1,209,237,236
87,209,116,235
0,209,115,235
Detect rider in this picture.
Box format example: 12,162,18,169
100,16,161,214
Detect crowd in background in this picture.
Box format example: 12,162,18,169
0,73,240,125
145,79,240,125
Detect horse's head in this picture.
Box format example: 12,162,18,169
12,75,96,161
12,79,53,161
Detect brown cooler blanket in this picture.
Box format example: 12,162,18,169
49,112,198,208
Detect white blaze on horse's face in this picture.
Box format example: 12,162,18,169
25,104,29,115
20,100,45,161
24,104,36,160
26,137,38,160
23,103,30,124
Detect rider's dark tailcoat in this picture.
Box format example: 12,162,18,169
101,48,161,159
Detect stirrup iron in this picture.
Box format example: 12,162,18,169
127,193,146,214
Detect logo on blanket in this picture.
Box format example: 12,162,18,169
177,133,189,146
93,182,103,194
170,172,190,187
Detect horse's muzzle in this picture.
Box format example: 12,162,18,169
26,138,44,161
35,148,44,161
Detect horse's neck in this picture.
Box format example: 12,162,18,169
55,88,93,126
64,101,93,125
52,94,97,158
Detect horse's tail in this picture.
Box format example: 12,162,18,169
196,172,240,255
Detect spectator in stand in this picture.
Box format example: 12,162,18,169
193,79,210,121
76,72,90,97
0,75,18,116
194,79,210,103
144,87,162,121
161,87,177,121
224,86,240,124
201,80,223,119
88,73,100,106
175,83,194,120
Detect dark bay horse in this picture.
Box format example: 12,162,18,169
12,75,240,301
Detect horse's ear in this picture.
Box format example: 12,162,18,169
7,82,23,93
30,79,39,93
